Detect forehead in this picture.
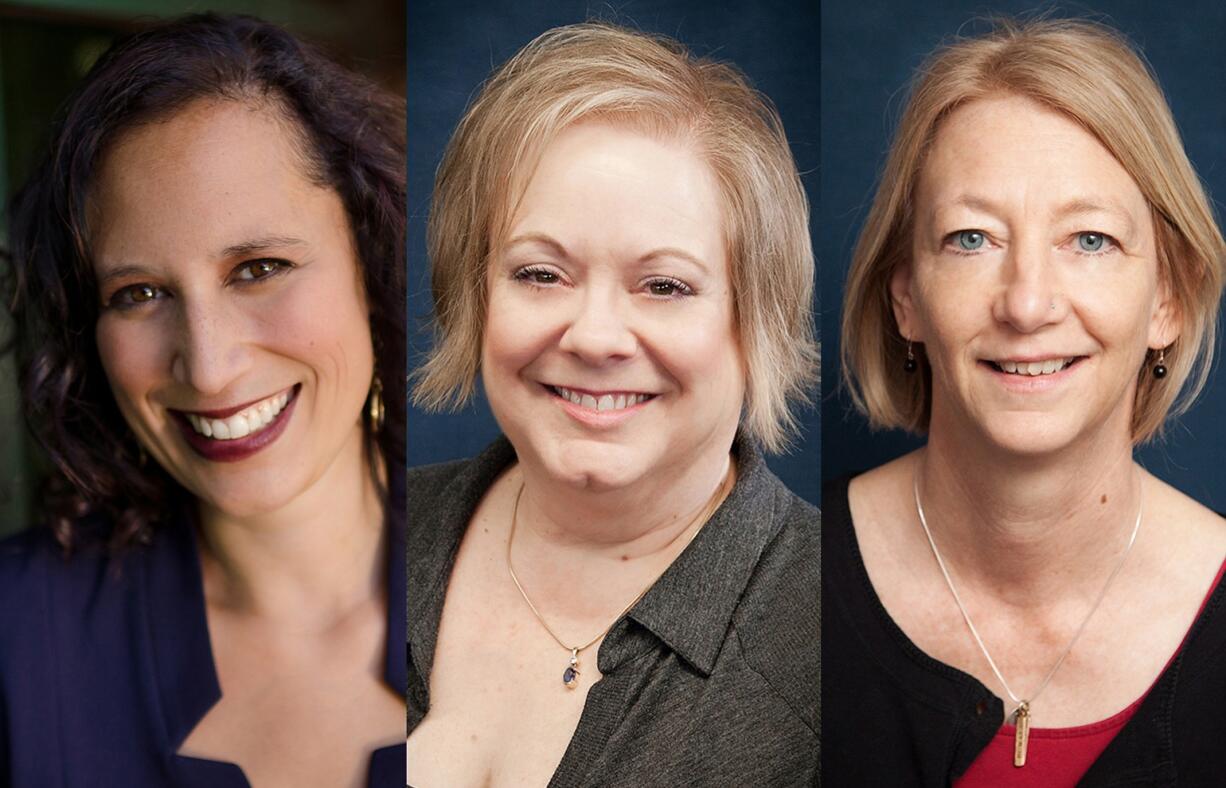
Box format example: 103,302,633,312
500,120,727,270
89,99,340,264
915,93,1149,220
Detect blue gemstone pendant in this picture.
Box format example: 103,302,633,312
563,648,580,689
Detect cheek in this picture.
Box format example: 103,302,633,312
264,269,374,397
912,267,982,344
482,287,556,378
95,315,166,412
649,299,742,393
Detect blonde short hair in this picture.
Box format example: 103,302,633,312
412,22,817,453
841,18,1225,443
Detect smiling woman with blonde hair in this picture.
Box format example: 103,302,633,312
825,17,1225,786
407,21,818,786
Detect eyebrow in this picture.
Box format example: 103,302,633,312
941,194,1137,233
1050,198,1137,236
95,235,309,286
502,232,711,274
502,232,569,258
96,264,154,287
221,235,308,258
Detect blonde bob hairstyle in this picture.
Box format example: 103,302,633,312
841,18,1225,443
412,22,817,453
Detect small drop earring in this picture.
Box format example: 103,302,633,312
1153,348,1167,379
904,341,918,373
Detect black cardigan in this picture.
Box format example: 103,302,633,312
822,474,1226,787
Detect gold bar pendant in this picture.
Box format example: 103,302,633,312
1013,701,1031,767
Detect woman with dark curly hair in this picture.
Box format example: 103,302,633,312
0,14,405,787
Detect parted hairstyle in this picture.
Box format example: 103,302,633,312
841,17,1225,443
3,13,406,549
412,22,817,453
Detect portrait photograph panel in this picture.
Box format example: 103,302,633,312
406,1,819,785
0,3,406,786
820,1,1226,785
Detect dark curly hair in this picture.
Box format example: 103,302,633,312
3,13,405,550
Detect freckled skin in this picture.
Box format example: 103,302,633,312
91,99,375,520
91,99,397,788
892,94,1178,458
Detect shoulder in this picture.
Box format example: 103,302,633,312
406,457,472,508
729,464,820,735
0,525,131,667
406,436,518,512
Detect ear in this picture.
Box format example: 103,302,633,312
1147,275,1181,350
889,262,918,342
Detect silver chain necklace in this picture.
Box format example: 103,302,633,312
912,465,1141,767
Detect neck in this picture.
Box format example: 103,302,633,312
516,445,734,560
197,428,386,624
918,413,1141,608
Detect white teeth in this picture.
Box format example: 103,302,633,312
554,386,651,412
996,358,1072,376
229,414,251,439
185,388,292,441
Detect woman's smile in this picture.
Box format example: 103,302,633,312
894,93,1175,455
172,384,300,462
482,120,744,491
544,383,659,427
91,99,376,518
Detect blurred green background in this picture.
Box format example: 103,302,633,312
0,0,404,536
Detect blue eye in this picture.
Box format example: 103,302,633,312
1076,232,1107,252
955,230,986,251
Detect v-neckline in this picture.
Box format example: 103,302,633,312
145,500,406,787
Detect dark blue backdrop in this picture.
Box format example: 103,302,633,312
407,0,822,505
820,1,1226,511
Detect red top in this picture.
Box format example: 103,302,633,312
956,556,1226,787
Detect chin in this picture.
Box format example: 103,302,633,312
974,411,1088,457
538,438,653,492
182,466,304,520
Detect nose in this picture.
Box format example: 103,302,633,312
992,240,1065,333
557,285,637,364
170,298,252,395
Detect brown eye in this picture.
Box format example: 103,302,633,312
235,259,287,281
110,283,163,308
645,277,693,297
513,266,562,285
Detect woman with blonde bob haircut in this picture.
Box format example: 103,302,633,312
408,22,818,786
826,17,1225,785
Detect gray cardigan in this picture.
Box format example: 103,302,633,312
407,435,819,786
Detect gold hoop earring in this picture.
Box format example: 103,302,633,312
368,376,385,432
